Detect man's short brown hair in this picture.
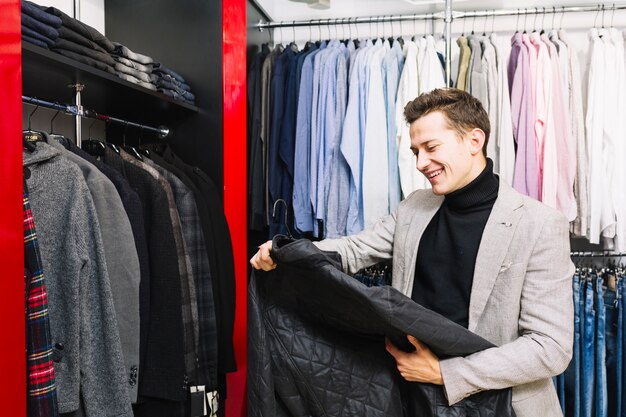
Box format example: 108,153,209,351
403,88,491,157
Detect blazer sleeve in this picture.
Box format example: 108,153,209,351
439,210,574,405
313,208,397,274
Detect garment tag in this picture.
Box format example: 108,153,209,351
207,390,219,417
190,385,207,417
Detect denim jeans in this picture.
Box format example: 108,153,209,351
604,277,622,417
565,274,582,417
595,275,607,417
583,277,596,417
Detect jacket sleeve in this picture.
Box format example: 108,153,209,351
439,211,574,405
313,208,397,275
74,186,133,416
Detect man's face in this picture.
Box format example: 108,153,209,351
409,111,481,196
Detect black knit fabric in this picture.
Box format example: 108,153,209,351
411,159,499,328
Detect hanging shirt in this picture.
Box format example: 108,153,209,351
341,41,373,235
396,41,423,199
383,40,403,213
363,40,390,228
293,45,321,234
324,44,351,238
480,36,498,167
558,29,588,238
467,34,488,108
420,35,446,94
585,29,610,244
519,32,540,200
611,28,626,250
544,33,576,222
490,33,515,186
456,35,471,91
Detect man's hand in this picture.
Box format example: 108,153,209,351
250,240,277,271
385,335,444,385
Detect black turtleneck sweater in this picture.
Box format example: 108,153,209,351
411,159,499,328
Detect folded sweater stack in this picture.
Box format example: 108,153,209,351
21,0,61,49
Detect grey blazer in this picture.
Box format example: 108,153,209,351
315,179,574,417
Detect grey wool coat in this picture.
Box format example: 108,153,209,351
24,142,132,416
46,136,141,403
315,178,574,417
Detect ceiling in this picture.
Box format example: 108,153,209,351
252,0,617,22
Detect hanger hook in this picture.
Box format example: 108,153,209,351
50,106,61,133
602,3,606,28
611,3,616,28
28,104,40,131
471,12,476,34
523,8,528,32
560,6,565,30
272,198,293,238
482,10,487,35
491,9,496,33
594,4,601,28
551,6,556,30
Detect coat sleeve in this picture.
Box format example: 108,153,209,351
313,208,397,275
74,184,133,416
439,210,574,405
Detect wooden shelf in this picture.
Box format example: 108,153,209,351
21,42,198,125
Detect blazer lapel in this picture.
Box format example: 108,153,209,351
468,181,524,332
398,192,444,296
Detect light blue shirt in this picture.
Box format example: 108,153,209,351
384,40,404,212
340,41,373,235
324,44,350,238
292,46,323,234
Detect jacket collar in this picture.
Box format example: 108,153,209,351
23,140,61,167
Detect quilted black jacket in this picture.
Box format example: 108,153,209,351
248,236,516,417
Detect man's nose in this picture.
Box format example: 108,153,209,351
415,152,429,172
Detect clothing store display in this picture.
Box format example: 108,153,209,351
24,179,59,417
249,236,516,417
23,142,132,416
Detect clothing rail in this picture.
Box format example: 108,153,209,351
571,251,626,257
22,95,170,140
253,3,626,30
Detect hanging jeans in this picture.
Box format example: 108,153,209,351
582,277,596,417
565,274,582,417
604,277,622,417
595,275,607,417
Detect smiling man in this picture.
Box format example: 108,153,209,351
251,88,574,417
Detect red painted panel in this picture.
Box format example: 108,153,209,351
0,0,25,415
222,0,247,416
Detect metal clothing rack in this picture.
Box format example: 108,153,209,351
571,251,626,257
253,2,626,86
22,95,170,146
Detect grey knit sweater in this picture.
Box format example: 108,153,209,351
24,143,132,417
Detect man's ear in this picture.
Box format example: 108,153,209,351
466,128,486,156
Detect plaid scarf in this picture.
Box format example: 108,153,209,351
24,178,59,417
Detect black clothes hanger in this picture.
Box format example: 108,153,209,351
23,104,45,150
120,122,143,161
272,198,294,239
82,119,107,157
47,107,72,149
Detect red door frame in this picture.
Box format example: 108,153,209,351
222,0,247,416
0,0,26,415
